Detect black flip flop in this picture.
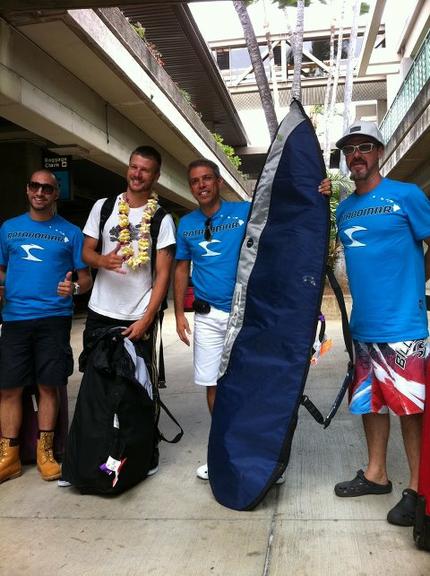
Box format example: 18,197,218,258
387,489,418,526
334,469,392,497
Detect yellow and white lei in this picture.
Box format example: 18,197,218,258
117,192,158,270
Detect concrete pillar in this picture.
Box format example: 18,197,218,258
376,99,387,124
0,142,43,222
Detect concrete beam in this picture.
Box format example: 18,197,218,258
0,12,249,205
357,0,387,77
0,0,210,8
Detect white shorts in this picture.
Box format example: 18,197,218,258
193,307,230,387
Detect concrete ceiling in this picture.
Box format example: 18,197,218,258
0,3,248,150
121,3,248,147
0,0,210,8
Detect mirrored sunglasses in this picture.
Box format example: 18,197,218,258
341,142,376,156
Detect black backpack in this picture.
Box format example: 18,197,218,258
97,196,170,386
62,327,183,495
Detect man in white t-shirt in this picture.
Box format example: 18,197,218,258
81,146,176,474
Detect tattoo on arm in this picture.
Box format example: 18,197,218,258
158,244,176,258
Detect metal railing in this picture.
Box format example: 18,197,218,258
379,31,430,143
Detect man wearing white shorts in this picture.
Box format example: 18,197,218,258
174,159,331,480
174,159,250,480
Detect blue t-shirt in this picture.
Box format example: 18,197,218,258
0,213,86,321
336,178,430,341
176,201,251,312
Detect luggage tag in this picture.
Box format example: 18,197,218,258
99,413,126,487
311,335,332,365
99,455,127,487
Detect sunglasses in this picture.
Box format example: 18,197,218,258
28,181,57,194
341,142,376,156
204,217,212,241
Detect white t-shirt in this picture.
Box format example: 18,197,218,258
83,195,176,321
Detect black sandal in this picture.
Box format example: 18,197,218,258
387,489,418,526
334,469,392,497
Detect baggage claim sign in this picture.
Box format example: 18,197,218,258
43,155,72,200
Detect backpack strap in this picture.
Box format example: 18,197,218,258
300,266,354,428
150,206,167,276
150,206,169,387
97,195,117,253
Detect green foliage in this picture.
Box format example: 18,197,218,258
131,21,145,39
176,87,202,119
360,2,370,15
273,0,324,7
130,21,164,66
326,169,354,265
212,133,242,171
179,88,192,105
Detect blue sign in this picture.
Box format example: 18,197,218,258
43,155,72,200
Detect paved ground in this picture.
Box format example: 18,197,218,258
1,308,429,575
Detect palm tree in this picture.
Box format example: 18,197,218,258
323,6,336,168
262,0,281,114
276,0,330,102
325,0,347,170
339,0,369,186
233,0,278,139
275,0,309,101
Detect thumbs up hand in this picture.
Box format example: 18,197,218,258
57,271,75,297
100,243,126,274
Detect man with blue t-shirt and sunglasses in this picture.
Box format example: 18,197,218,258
0,170,92,484
174,160,249,481
334,121,430,527
174,159,331,481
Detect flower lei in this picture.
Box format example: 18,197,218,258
117,192,158,270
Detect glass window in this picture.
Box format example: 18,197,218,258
216,49,230,70
230,47,252,71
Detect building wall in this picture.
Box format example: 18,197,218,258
0,143,41,222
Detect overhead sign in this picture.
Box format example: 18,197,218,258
43,154,72,200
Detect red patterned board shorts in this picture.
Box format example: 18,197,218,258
349,340,427,415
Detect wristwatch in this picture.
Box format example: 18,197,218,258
73,282,80,296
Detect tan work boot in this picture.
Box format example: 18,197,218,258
37,431,61,481
0,437,22,484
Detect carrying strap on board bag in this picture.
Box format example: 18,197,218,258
301,266,354,429
97,196,169,387
157,397,184,444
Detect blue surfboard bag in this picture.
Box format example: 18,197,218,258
208,99,330,511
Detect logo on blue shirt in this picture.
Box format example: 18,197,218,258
21,244,44,261
199,239,221,257
344,226,367,247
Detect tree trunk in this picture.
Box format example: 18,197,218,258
339,0,360,186
233,0,278,140
323,8,336,168
291,0,305,101
323,0,346,172
335,0,361,290
263,0,280,116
